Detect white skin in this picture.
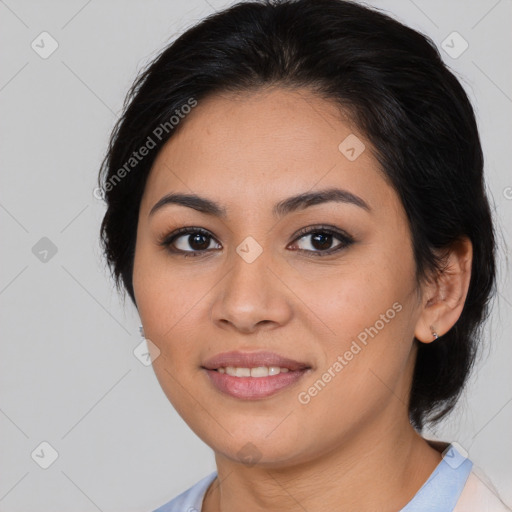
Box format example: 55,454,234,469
132,86,473,512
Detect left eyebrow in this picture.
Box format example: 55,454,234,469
148,186,371,218
272,187,371,217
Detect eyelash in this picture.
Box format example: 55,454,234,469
158,225,355,258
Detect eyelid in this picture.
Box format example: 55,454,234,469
291,224,354,243
158,224,355,257
288,224,354,256
158,226,220,258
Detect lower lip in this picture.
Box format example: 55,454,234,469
204,368,309,399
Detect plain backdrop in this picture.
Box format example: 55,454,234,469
1,0,511,510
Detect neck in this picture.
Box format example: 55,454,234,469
203,413,442,512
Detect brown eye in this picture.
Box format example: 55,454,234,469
159,227,221,257
175,232,215,251
289,226,354,256
296,231,338,251
159,225,354,258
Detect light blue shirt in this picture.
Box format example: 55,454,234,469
153,443,473,512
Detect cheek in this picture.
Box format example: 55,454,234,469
292,247,417,390
293,282,414,436
133,238,204,340
298,253,411,341
323,283,406,343
132,248,218,411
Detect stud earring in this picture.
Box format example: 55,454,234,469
430,326,439,341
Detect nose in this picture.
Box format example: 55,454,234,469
210,246,293,334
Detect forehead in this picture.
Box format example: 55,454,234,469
140,87,400,219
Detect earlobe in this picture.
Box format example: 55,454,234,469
414,237,473,344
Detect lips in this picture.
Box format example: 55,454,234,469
201,350,311,371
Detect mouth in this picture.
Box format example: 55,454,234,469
202,350,311,372
201,350,312,399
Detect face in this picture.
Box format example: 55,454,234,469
133,87,425,467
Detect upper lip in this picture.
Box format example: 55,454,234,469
202,351,311,371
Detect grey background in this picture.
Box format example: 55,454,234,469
1,0,511,510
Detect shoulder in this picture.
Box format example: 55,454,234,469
151,471,217,512
453,468,511,512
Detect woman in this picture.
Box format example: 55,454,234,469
97,0,510,510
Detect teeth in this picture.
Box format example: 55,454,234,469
218,366,290,377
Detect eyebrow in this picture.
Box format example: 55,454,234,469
149,187,371,218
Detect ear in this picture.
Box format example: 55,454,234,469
414,237,473,343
